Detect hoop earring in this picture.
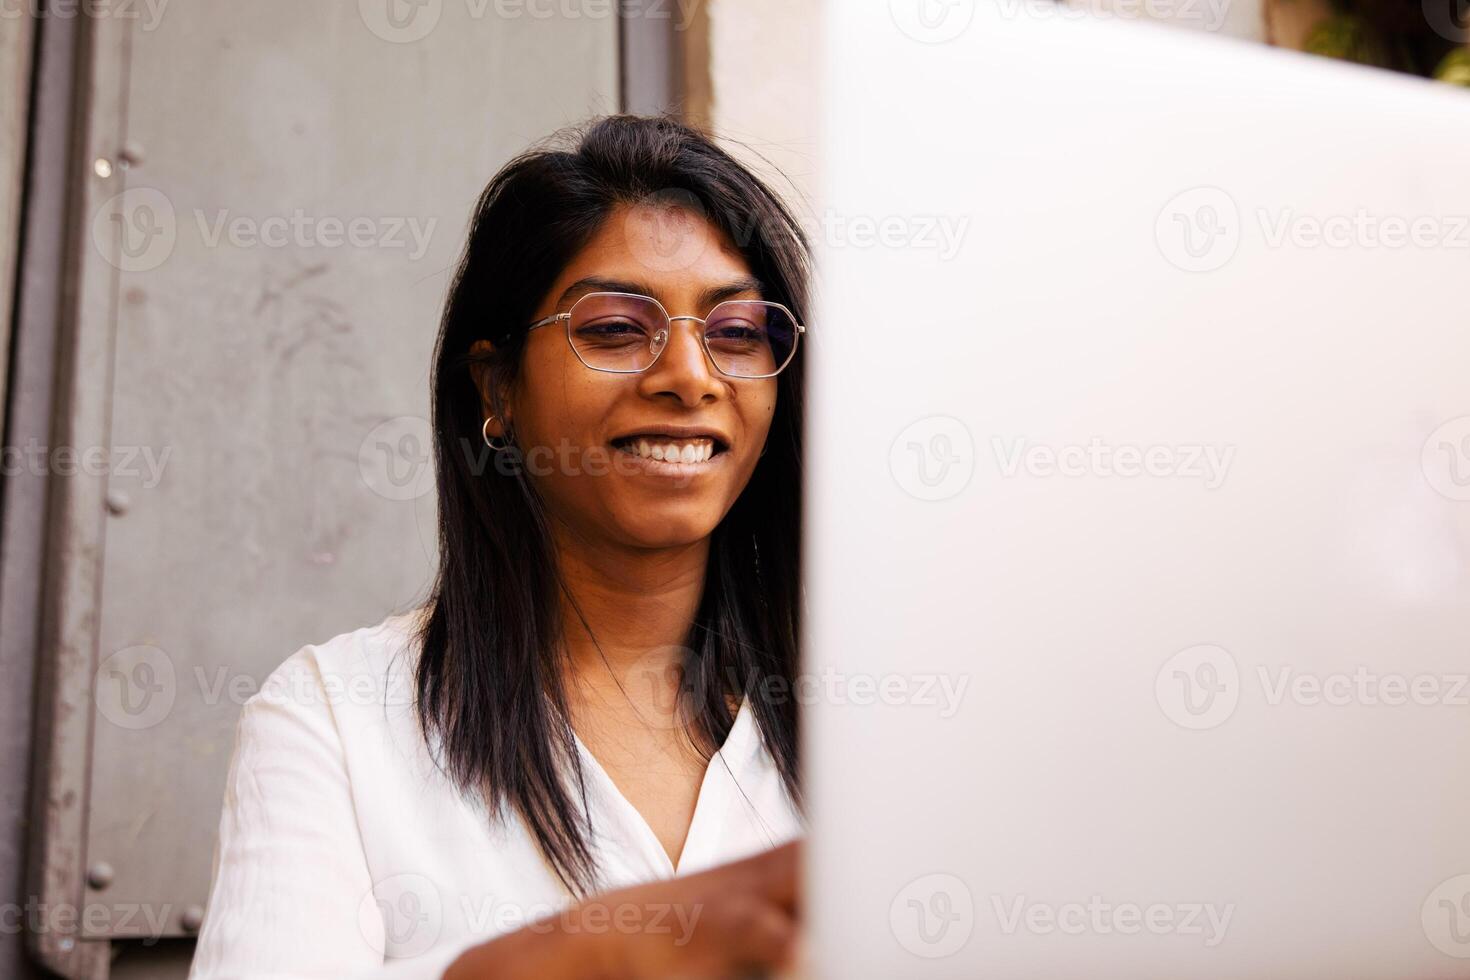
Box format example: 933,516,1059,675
482,415,509,451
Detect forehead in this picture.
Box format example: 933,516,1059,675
543,202,760,311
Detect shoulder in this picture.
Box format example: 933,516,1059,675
251,607,426,706
238,607,430,756
200,613,443,978
220,607,442,805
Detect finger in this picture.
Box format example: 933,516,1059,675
730,900,799,974
747,840,801,914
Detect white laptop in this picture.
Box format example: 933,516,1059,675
803,3,1470,977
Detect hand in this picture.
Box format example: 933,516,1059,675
444,839,802,980
588,839,802,979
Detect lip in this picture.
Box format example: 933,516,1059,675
608,424,733,453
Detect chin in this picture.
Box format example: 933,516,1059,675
611,508,722,550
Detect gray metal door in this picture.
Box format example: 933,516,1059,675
23,3,622,976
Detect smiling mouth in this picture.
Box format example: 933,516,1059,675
610,435,728,464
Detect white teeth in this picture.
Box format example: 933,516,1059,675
621,437,716,463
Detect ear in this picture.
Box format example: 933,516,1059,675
468,339,512,436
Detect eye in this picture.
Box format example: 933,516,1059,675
707,320,767,344
575,318,650,342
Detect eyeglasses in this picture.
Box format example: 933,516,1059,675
526,291,805,379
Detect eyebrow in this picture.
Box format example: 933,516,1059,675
554,275,766,312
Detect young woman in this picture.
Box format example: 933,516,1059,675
188,114,811,980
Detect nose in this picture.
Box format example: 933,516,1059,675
636,316,724,406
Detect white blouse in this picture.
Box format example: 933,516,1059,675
187,608,805,979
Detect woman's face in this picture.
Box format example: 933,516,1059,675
472,203,778,551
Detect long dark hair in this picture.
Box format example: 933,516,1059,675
412,114,810,897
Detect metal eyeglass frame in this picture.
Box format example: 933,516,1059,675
526,290,806,379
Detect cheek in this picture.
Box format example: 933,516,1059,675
745,384,779,443
512,356,614,452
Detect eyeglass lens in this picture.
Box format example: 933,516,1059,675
566,293,797,378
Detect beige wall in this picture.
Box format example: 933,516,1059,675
703,0,822,227
0,12,33,427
